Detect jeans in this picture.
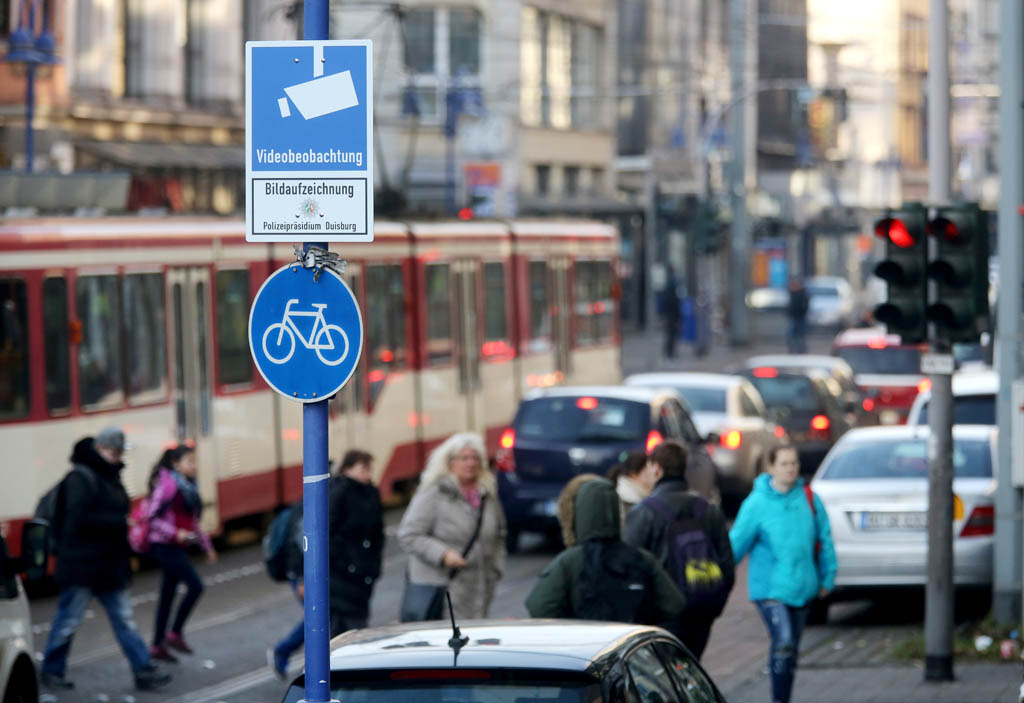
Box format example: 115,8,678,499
754,599,810,703
273,582,368,662
787,318,808,353
151,543,204,645
42,585,151,676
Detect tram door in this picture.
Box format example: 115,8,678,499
550,258,572,379
167,267,219,529
453,259,482,431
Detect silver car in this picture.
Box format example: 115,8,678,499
811,425,995,603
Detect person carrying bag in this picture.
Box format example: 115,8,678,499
398,433,506,621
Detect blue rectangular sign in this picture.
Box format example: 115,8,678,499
246,40,374,242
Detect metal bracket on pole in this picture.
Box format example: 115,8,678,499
293,245,347,281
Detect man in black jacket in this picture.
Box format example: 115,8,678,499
623,440,735,660
40,426,171,692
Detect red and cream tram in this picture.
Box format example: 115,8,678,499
0,217,620,546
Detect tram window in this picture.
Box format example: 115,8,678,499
594,260,615,343
196,282,211,435
425,263,453,366
77,274,124,410
482,262,509,358
574,260,614,346
42,277,71,414
574,261,596,345
528,261,551,351
366,264,406,408
0,277,29,419
215,269,253,386
124,273,167,403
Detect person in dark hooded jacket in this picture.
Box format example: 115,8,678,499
40,427,171,692
525,476,684,625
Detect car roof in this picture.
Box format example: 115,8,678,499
745,354,850,372
831,327,911,348
522,385,665,403
625,372,744,390
327,620,662,673
834,424,995,444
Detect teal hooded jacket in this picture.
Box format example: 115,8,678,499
729,474,838,607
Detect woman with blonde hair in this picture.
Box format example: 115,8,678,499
398,432,507,620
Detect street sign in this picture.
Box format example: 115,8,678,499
248,263,363,401
920,353,955,375
246,40,374,243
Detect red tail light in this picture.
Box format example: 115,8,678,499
495,428,516,473
646,430,663,452
576,396,599,410
961,505,994,537
809,414,831,440
753,367,779,378
773,425,786,439
862,398,875,412
721,430,742,450
918,379,932,393
391,669,492,680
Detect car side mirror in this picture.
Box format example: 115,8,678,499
704,432,721,445
20,519,50,583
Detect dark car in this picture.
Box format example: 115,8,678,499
734,366,851,476
281,620,727,703
494,386,716,551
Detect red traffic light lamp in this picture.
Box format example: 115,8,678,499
872,203,928,344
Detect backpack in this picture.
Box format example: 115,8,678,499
34,466,97,554
264,503,301,582
128,499,154,553
575,541,657,624
642,495,731,613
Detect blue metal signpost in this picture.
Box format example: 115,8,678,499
245,2,370,701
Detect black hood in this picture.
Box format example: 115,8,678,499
71,437,124,479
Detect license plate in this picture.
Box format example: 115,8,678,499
533,499,558,517
879,410,901,425
859,511,927,530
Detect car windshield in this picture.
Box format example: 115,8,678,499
917,394,996,425
807,285,839,298
819,436,992,480
672,386,727,413
745,375,820,412
516,397,648,442
835,346,921,375
283,672,603,703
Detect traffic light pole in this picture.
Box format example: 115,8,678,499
924,0,955,683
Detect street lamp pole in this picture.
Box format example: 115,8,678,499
2,0,58,172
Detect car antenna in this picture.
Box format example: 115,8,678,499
446,591,468,666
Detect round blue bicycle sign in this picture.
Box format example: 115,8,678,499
248,263,363,402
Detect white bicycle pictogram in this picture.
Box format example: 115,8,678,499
262,298,350,366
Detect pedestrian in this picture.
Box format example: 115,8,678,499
397,432,506,620
146,444,217,663
269,449,384,679
661,271,682,359
40,426,172,692
623,440,734,660
606,450,655,529
786,277,810,353
729,445,838,703
525,475,685,625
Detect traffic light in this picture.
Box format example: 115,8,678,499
925,203,990,344
873,203,928,343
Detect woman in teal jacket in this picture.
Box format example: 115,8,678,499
730,445,837,703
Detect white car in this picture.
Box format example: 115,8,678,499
806,276,855,328
811,425,996,616
0,534,38,703
624,372,780,508
906,369,998,426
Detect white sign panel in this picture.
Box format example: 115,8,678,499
246,40,374,242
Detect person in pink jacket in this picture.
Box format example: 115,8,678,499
145,445,217,662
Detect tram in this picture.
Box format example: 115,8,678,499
0,217,620,545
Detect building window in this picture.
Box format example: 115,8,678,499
402,7,482,122
482,262,509,359
564,166,580,197
0,277,29,419
366,264,407,408
590,167,604,196
124,273,167,403
215,269,253,386
425,263,453,365
77,274,123,409
535,164,551,196
528,261,551,351
43,277,71,414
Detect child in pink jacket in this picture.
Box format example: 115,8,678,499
145,445,217,661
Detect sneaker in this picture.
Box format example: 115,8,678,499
267,648,288,681
164,631,193,654
134,665,172,691
150,644,179,663
40,671,75,690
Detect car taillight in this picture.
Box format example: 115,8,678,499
646,430,663,452
495,428,516,473
961,504,994,537
721,430,742,450
862,398,875,412
773,425,786,439
918,379,931,393
753,366,778,378
809,414,831,440
391,669,492,680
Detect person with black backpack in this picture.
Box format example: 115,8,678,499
623,440,735,660
525,475,685,625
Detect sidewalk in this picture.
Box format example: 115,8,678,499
723,661,1022,703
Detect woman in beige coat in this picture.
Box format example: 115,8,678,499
397,432,507,619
